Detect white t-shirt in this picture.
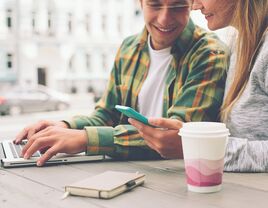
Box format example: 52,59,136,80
138,36,172,118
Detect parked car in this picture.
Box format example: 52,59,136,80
0,85,70,116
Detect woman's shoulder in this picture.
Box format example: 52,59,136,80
260,30,268,52
260,32,268,65
262,31,268,47
258,31,268,90
262,30,268,53
255,31,268,68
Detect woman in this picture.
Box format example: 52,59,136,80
130,0,268,172
192,0,268,172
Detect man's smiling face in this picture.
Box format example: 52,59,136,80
140,0,192,50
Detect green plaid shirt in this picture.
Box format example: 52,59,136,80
66,20,229,160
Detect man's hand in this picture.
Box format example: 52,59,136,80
13,120,88,166
14,120,68,144
129,117,184,159
21,126,88,166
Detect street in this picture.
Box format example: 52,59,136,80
0,93,96,139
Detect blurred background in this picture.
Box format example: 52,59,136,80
0,0,229,136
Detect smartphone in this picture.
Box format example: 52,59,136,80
115,105,149,125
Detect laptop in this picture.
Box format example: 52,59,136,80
0,140,105,168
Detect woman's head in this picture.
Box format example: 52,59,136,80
193,0,268,121
192,0,235,30
192,0,268,32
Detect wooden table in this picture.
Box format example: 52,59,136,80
1,159,268,208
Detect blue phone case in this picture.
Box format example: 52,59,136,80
115,105,149,125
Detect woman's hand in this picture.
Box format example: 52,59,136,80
21,126,88,166
128,117,184,159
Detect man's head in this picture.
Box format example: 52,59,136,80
140,0,192,50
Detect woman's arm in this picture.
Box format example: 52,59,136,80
224,137,268,172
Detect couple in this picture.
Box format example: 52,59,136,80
14,0,268,172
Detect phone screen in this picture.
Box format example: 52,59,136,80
115,105,149,125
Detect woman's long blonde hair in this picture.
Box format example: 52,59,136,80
221,0,268,121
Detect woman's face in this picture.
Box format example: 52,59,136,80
192,0,235,30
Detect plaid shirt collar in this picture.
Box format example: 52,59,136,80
133,19,195,55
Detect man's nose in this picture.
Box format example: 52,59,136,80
157,7,172,25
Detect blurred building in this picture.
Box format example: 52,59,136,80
0,0,143,93
0,0,230,94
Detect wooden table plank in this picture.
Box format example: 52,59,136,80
1,163,217,208
0,168,100,208
2,159,268,208
223,172,268,191
130,160,268,208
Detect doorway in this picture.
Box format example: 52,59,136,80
37,67,47,86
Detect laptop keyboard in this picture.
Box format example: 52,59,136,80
9,141,41,158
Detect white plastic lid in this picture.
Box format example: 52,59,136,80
179,122,230,137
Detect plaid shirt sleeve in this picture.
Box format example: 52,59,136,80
65,23,230,160
65,43,162,159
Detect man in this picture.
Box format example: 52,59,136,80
14,0,229,166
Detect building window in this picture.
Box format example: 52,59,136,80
6,9,13,29
71,86,77,94
7,53,13,69
134,0,142,16
68,55,75,72
48,11,54,36
85,14,90,34
117,16,122,35
68,13,73,34
101,15,107,33
32,11,36,33
135,9,141,16
86,53,91,72
102,53,107,71
48,11,52,29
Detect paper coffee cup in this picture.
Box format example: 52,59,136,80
179,122,230,193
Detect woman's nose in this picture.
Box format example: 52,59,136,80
191,2,203,10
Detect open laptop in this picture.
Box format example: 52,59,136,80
0,140,105,168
